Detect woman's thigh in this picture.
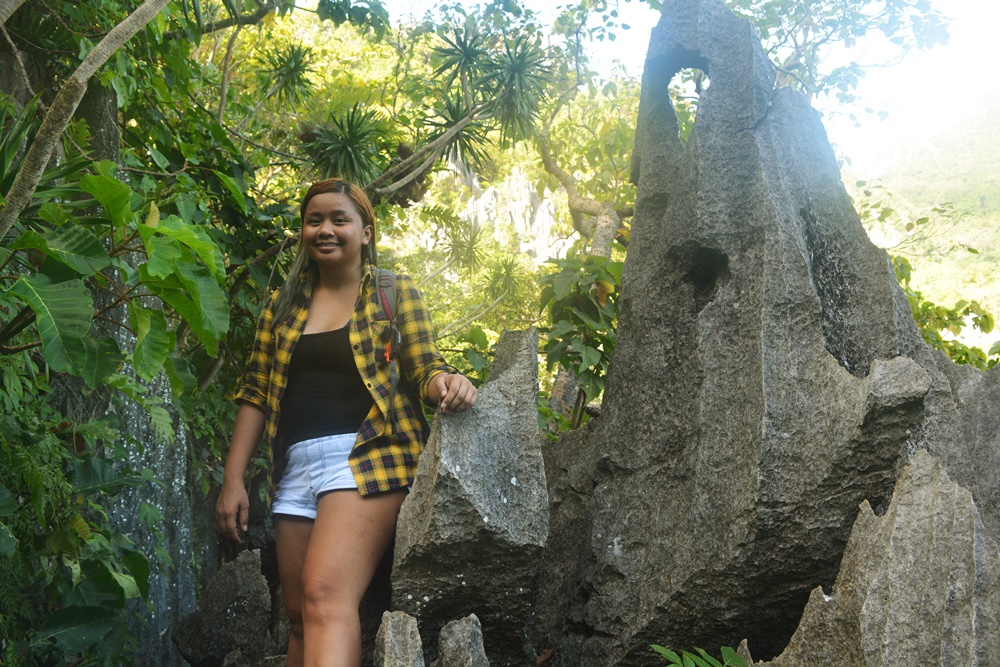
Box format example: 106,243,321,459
300,489,407,609
275,515,314,623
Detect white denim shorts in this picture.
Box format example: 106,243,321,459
271,433,358,519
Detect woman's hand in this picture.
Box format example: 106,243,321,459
216,481,250,544
429,372,478,415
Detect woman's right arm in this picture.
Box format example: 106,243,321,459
216,403,266,543
218,291,277,543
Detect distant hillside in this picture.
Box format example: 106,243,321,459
883,91,1000,217
872,92,1000,350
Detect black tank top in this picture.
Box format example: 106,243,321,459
279,325,374,446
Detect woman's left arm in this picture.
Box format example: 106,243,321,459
395,274,477,414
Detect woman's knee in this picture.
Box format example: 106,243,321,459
299,571,360,621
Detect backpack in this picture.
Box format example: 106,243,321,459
375,268,401,426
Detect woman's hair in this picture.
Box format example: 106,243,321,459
271,178,377,325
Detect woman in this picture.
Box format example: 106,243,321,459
216,178,477,667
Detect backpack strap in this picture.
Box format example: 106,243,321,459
376,268,400,430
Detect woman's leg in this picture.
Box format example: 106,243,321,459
275,515,313,667
300,488,407,667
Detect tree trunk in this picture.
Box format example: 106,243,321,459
0,0,27,27
0,0,170,243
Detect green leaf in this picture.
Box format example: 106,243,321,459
651,645,682,663
140,263,228,355
579,344,602,370
720,646,745,667
156,215,226,279
11,224,112,275
129,304,170,381
66,560,126,609
0,521,16,556
75,336,125,388
694,648,724,667
79,172,132,230
552,269,580,300
8,276,92,374
144,233,184,278
72,456,146,495
213,170,247,215
110,570,141,599
148,146,170,170
35,606,118,654
121,548,151,598
0,482,16,516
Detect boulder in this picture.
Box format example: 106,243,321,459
759,451,1000,666
431,615,490,667
393,328,548,666
375,611,425,667
535,0,997,663
173,550,277,667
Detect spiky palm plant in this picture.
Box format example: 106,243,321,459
424,94,491,173
485,35,550,143
300,102,396,184
258,42,315,106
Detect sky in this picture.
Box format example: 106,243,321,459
381,0,998,179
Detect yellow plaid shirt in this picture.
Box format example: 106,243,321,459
234,265,453,497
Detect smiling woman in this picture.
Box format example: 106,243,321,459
216,178,478,667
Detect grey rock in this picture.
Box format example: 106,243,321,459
394,329,548,666
431,615,490,667
173,550,276,667
250,658,287,667
535,0,997,664
760,451,1000,667
375,611,426,667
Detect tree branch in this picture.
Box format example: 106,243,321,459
162,4,276,40
0,340,40,354
365,100,491,191
217,22,242,123
0,0,172,244
372,147,441,198
437,289,508,340
0,24,37,102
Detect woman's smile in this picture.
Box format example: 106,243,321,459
301,192,372,268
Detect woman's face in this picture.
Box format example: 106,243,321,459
301,192,372,272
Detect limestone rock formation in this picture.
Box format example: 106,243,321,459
393,328,548,666
535,0,999,664
431,615,490,667
173,550,278,667
758,451,1000,667
375,611,426,667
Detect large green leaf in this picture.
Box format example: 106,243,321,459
121,548,151,598
213,170,247,215
138,265,228,355
129,304,170,381
79,169,132,231
156,215,226,279
174,263,229,352
0,482,16,515
12,224,111,275
71,455,150,498
35,606,118,655
0,521,15,556
8,276,92,374
75,336,125,388
143,233,184,279
65,560,126,609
